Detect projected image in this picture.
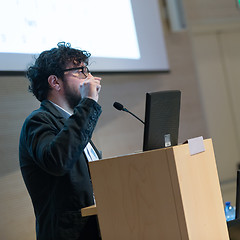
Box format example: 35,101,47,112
0,0,140,59
0,0,169,72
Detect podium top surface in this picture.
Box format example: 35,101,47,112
90,138,211,164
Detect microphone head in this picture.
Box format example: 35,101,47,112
113,102,124,111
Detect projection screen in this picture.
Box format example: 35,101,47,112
0,0,169,72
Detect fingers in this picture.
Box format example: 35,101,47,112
86,75,102,92
83,78,101,92
79,75,102,102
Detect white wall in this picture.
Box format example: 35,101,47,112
183,0,240,203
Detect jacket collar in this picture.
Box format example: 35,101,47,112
40,100,67,121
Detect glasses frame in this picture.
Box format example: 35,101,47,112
62,66,90,78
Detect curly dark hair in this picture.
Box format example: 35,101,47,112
27,42,91,102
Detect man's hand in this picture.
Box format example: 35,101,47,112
79,73,101,102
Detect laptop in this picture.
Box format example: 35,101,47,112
143,90,181,151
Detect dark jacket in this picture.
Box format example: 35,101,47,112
19,98,102,240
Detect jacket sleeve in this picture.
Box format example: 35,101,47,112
24,98,102,176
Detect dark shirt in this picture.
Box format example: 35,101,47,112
19,98,102,240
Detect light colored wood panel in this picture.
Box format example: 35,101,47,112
189,21,240,35
192,33,240,182
90,149,182,240
81,205,97,217
183,0,240,24
168,139,229,239
0,170,35,240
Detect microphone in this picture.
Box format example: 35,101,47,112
113,102,145,124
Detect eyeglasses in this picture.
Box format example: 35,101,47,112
62,66,90,79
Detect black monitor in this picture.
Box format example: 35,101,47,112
236,170,240,219
227,218,240,239
227,170,240,239
143,90,181,151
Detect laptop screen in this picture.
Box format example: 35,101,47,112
143,90,181,151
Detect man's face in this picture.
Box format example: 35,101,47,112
62,62,89,109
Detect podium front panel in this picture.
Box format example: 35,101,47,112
89,139,229,240
89,149,183,240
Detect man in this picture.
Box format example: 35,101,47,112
19,42,102,240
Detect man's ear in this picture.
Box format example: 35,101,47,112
48,75,61,91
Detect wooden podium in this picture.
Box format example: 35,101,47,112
83,139,229,240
